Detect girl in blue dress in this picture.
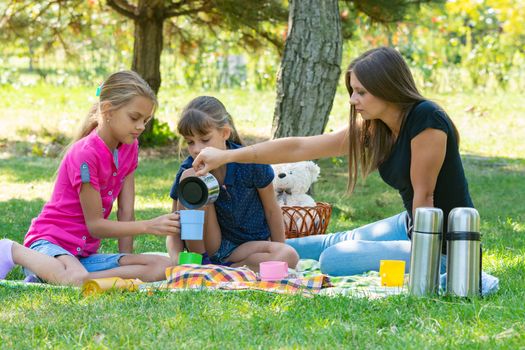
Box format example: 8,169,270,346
166,96,299,272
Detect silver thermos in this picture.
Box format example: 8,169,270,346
409,207,443,296
446,207,482,297
177,174,220,209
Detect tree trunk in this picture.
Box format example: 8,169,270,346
132,0,165,137
272,0,342,138
28,43,34,71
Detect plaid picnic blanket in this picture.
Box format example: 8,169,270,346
0,260,403,298
134,252,408,297
295,259,408,299
137,261,406,298
2,258,497,298
149,263,332,296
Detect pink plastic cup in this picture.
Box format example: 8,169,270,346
259,261,289,281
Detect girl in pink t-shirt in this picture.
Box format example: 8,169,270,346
0,71,179,286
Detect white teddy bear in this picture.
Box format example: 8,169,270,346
271,161,321,207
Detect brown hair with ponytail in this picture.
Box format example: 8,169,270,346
74,70,157,143
177,96,243,156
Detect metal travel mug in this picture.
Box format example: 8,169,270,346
409,207,443,296
177,174,220,209
446,207,481,297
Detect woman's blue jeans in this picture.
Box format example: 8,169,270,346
286,212,412,276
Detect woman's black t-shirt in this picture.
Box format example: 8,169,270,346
378,100,474,233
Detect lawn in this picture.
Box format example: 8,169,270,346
1,84,524,348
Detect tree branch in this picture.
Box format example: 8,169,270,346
165,0,185,14
33,1,57,20
164,0,213,19
1,0,68,26
0,0,19,27
242,24,283,51
351,0,441,23
53,27,72,56
106,0,138,20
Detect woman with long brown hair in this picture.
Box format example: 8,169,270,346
191,47,474,276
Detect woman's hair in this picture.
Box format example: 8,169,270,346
75,70,157,143
177,96,243,151
344,46,459,193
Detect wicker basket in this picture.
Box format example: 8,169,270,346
281,202,333,239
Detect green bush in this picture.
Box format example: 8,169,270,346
139,119,178,148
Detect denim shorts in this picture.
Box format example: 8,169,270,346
24,239,125,277
209,238,239,265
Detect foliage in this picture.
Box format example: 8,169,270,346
139,119,178,148
0,0,287,91
159,0,288,90
343,0,525,92
0,0,132,74
15,127,70,157
2,1,523,94
349,0,444,23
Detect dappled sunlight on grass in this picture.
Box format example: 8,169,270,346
132,200,172,213
0,178,53,201
489,253,525,277
427,92,525,159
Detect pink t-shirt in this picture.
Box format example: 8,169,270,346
24,130,139,257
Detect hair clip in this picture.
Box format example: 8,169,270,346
95,84,102,97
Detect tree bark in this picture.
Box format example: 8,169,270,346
272,0,342,138
132,0,164,94
131,0,165,137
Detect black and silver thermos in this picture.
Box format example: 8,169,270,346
446,207,482,297
409,207,444,296
177,174,220,209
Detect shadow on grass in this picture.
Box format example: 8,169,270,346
0,156,60,183
0,198,46,243
0,126,271,162
461,154,525,219
463,153,525,167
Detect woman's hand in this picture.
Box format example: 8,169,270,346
193,147,228,176
147,212,180,236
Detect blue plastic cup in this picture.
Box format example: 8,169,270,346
179,210,205,240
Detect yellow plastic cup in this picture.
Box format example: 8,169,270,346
379,260,406,287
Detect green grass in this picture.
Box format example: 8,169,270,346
1,85,525,348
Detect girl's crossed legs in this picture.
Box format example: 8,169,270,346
201,201,299,272
225,240,299,272
2,239,171,286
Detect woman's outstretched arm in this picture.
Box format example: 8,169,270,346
194,127,349,176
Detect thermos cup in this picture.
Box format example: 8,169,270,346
177,174,220,209
446,207,482,297
409,207,443,296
